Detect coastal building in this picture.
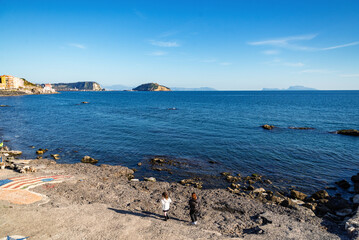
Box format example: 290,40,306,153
0,75,24,89
43,84,53,91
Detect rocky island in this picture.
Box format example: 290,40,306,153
51,81,103,91
133,83,171,91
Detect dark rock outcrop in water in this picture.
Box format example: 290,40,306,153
334,129,359,136
132,83,171,91
52,82,102,91
289,127,315,130
262,124,275,130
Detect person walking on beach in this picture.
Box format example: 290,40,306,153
161,192,172,221
189,192,200,225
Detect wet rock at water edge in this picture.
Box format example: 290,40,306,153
335,179,350,189
261,124,275,130
352,194,359,204
36,148,48,155
290,190,307,201
311,190,329,200
51,154,60,160
81,156,98,164
280,198,297,209
144,177,156,182
334,129,359,136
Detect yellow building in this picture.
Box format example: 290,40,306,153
0,75,24,89
0,75,6,89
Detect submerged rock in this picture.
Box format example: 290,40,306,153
335,179,350,189
81,156,98,164
288,127,315,130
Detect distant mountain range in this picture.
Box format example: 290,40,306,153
262,86,317,91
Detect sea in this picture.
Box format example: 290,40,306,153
0,91,358,193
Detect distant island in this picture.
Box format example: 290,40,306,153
262,86,317,91
132,83,171,91
50,82,103,91
171,87,216,91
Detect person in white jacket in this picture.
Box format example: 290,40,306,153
161,192,172,221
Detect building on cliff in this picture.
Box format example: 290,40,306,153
0,75,24,89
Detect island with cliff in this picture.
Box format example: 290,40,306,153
132,83,171,91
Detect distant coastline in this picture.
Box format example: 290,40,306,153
262,86,317,91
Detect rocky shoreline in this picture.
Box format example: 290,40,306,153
1,145,359,239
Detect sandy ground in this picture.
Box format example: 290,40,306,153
0,160,349,240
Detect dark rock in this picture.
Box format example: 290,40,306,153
326,197,351,211
208,160,218,164
335,179,350,189
246,185,255,191
335,129,359,136
312,190,329,200
262,124,275,130
288,127,315,130
324,212,342,222
351,174,359,183
315,205,331,216
81,156,98,164
290,190,307,201
355,182,359,193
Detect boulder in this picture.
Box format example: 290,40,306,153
81,156,98,164
280,198,297,209
335,129,359,136
311,190,329,200
335,179,350,189
262,124,275,130
290,190,307,200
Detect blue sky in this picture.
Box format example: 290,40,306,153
1,0,359,90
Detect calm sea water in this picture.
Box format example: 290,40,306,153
1,91,358,193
